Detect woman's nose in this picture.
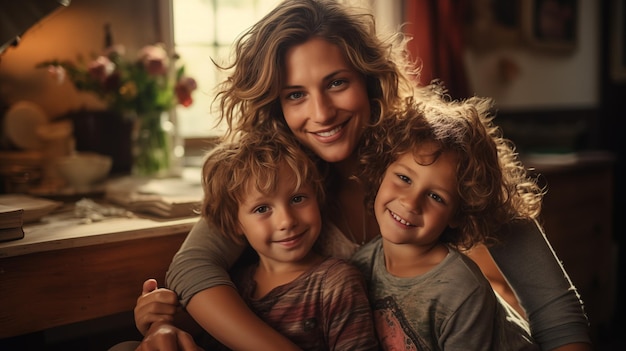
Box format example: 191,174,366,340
310,93,336,124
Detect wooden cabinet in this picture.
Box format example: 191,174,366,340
526,151,616,340
0,213,196,339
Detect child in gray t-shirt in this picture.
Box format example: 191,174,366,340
352,93,543,350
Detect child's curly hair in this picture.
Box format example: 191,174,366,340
201,129,325,244
359,91,544,250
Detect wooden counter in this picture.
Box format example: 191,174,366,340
0,209,197,338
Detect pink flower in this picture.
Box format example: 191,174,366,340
87,56,115,82
138,44,169,76
174,76,197,107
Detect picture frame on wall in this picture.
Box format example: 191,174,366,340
465,0,523,51
611,0,626,82
521,0,578,52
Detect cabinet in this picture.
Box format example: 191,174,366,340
526,151,616,340
0,212,196,339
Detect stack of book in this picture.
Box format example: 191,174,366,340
0,195,63,242
105,173,203,218
0,204,24,242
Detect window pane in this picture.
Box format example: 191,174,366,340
175,45,223,137
173,0,214,45
173,0,281,138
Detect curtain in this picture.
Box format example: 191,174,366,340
404,0,470,100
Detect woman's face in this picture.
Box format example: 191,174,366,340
280,37,370,163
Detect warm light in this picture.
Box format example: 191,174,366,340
0,0,71,55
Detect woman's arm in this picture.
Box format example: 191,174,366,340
187,286,302,351
488,219,592,350
165,217,301,350
165,218,244,305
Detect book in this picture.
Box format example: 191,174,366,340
105,173,202,218
0,195,62,223
0,204,24,230
0,226,24,242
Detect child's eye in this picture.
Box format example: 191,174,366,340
397,174,411,184
428,193,444,204
253,205,270,214
292,195,305,204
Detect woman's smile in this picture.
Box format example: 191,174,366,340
311,119,348,140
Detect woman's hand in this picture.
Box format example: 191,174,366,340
134,279,180,335
134,322,203,351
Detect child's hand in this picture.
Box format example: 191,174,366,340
134,322,203,351
134,279,179,335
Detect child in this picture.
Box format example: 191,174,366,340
198,130,379,351
352,93,544,350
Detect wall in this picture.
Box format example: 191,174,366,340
464,0,599,111
0,0,160,121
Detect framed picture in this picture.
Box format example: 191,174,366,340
611,0,626,81
521,0,578,51
465,0,523,51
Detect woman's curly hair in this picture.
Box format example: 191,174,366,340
212,0,420,139
359,90,544,249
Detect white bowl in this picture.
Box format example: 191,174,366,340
57,152,112,188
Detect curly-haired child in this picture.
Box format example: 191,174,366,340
352,92,544,350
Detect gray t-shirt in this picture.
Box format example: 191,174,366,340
351,237,540,351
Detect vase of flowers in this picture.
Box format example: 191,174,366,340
38,43,197,177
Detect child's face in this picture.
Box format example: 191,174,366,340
236,165,322,269
374,142,460,247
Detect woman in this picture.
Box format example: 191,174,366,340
134,1,591,350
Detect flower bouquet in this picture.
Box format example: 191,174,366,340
38,43,197,176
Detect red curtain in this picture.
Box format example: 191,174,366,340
404,0,470,99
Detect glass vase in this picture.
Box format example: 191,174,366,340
132,110,173,177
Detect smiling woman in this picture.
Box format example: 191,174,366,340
166,0,381,140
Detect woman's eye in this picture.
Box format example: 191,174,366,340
286,91,304,100
292,195,305,204
329,79,346,88
253,205,269,214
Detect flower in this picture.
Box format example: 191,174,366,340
37,43,197,116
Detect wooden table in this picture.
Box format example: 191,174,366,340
0,208,197,339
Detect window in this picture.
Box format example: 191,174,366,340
170,0,282,138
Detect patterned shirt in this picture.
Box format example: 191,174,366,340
204,256,379,351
